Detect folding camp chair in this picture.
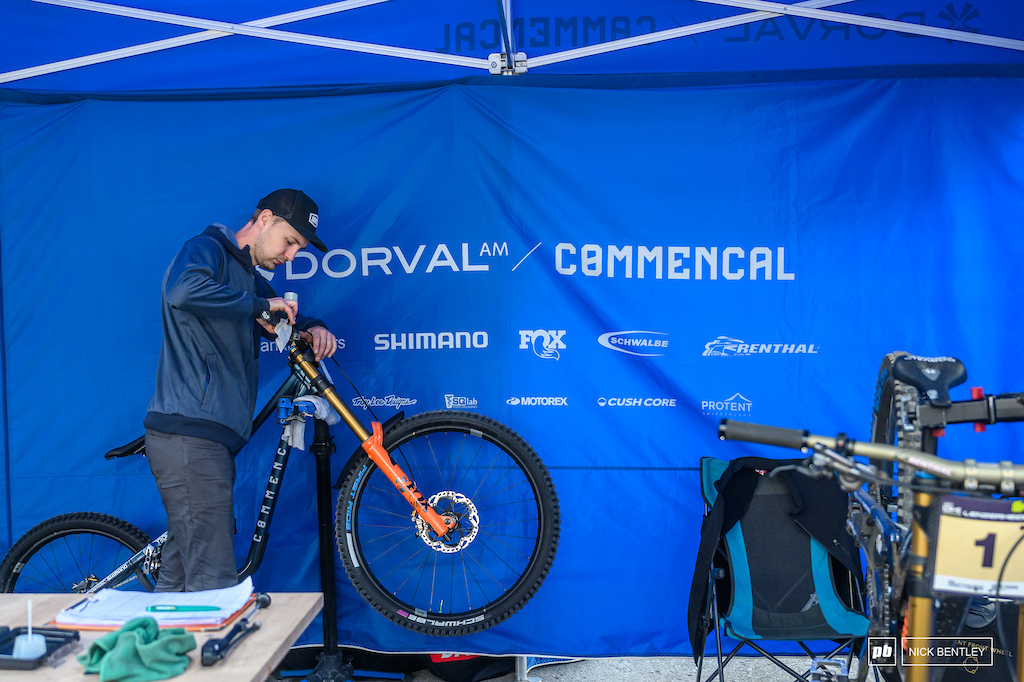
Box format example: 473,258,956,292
688,456,871,682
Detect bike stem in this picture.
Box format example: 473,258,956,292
287,343,456,538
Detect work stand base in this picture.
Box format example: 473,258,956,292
304,652,356,682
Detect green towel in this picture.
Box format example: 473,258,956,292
78,616,196,682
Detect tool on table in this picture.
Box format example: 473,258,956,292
200,593,271,666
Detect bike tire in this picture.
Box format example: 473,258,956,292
869,351,923,525
0,512,154,593
336,410,560,636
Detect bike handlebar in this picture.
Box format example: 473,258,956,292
718,418,1024,495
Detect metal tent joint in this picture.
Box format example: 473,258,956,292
489,52,528,75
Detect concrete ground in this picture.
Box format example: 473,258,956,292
403,655,858,682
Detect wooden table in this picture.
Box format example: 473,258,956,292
0,592,323,682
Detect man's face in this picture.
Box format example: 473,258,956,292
252,212,309,270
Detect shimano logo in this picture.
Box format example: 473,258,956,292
506,396,568,406
597,397,677,408
701,393,753,417
703,336,819,356
444,394,478,409
375,331,488,351
598,330,669,357
519,329,565,360
351,395,418,410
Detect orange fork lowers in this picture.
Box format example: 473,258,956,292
358,421,457,537
289,347,455,538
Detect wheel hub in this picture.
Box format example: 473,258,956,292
413,491,480,552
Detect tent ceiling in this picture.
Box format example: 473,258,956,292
2,0,1023,92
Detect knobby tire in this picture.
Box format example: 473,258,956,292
336,410,560,636
0,512,152,593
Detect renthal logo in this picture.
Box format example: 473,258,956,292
519,329,565,360
703,336,819,356
597,397,677,407
351,395,418,410
375,331,489,351
444,394,478,409
598,330,668,357
259,241,510,280
701,393,753,416
506,396,568,406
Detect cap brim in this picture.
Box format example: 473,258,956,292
291,223,328,252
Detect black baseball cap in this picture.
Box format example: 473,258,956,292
256,189,327,252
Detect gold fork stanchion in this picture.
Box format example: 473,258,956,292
904,484,935,682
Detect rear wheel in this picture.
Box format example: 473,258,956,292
0,512,154,593
869,351,922,525
336,410,560,636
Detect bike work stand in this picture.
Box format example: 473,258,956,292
304,418,355,682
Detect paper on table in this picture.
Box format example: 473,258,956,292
54,576,254,629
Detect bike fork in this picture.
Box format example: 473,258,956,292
903,480,934,682
289,347,455,538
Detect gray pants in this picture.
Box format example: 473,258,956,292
145,429,238,592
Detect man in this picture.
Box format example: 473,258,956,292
144,188,337,591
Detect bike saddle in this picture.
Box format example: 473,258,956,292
892,355,967,407
104,435,146,459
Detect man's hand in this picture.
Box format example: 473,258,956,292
267,296,298,325
301,326,338,361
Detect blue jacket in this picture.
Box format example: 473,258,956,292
144,225,325,452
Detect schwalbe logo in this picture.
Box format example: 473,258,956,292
598,330,669,357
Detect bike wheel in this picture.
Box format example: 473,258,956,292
0,512,154,593
336,410,560,636
869,351,922,525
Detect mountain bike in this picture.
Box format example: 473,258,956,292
0,332,561,637
718,418,1024,682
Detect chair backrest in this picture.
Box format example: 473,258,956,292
700,457,868,642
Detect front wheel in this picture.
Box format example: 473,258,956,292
0,512,154,593
336,410,560,636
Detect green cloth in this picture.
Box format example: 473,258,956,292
77,617,196,682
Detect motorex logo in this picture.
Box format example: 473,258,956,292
506,396,568,406
598,330,669,357
519,329,565,360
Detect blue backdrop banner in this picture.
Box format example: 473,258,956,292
1,74,1023,656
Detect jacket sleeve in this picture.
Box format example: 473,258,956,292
165,236,264,319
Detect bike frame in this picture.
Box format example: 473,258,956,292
719,420,1024,682
91,336,461,591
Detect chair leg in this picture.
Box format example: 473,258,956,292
744,639,811,681
710,579,726,682
701,642,745,682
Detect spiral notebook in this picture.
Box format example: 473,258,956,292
53,577,254,631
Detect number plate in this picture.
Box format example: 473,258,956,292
932,495,1024,599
